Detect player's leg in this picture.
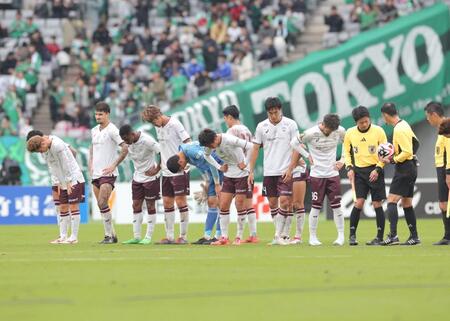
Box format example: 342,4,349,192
174,173,190,243
234,193,247,245
291,178,306,244
97,182,117,243
326,176,344,246
139,199,156,244
52,186,61,239
63,182,84,244
309,177,326,246
212,191,233,245
51,189,70,243
194,194,220,244
278,178,294,242
382,193,401,245
401,196,420,245
366,173,386,245
160,176,176,244
123,181,144,243
244,189,258,242
349,169,369,245
435,167,450,245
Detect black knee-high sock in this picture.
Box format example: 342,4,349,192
403,207,418,238
386,203,398,236
349,207,361,237
441,210,450,240
375,207,385,239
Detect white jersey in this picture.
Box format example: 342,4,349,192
156,117,190,177
253,116,298,176
45,135,85,189
91,122,123,179
291,125,346,178
128,132,161,183
205,133,253,178
226,124,253,164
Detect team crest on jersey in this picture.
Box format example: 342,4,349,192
368,145,376,154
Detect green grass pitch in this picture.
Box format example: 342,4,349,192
0,219,449,321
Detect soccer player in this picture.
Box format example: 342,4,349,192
248,97,298,245
166,141,226,244
141,105,191,244
27,134,85,244
424,102,450,245
222,105,259,242
343,106,388,246
380,102,420,245
90,102,128,244
119,125,161,245
199,127,253,245
26,130,78,243
290,114,346,246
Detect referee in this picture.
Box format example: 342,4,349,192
344,106,388,246
425,102,450,245
380,103,420,245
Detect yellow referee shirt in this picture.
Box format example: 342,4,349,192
392,120,419,164
435,134,448,168
344,124,387,168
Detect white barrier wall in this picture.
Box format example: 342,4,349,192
91,181,274,224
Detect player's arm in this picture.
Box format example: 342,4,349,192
290,134,311,160
392,129,413,163
56,146,75,193
283,149,301,183
88,145,93,177
103,126,129,175
203,148,226,172
231,136,253,169
248,142,261,185
145,137,162,176
343,131,355,181
376,128,388,169
445,138,450,189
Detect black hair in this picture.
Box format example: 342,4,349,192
222,105,240,119
352,106,370,122
424,101,444,117
119,124,133,137
381,102,397,116
323,113,340,131
439,118,450,135
166,155,181,173
264,96,282,111
198,128,217,147
26,130,43,141
95,101,110,113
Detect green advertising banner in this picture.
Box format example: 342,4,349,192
2,4,449,185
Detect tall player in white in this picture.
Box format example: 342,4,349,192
222,105,259,243
27,134,85,244
141,105,191,244
89,102,128,244
119,125,161,245
248,97,298,245
290,113,346,246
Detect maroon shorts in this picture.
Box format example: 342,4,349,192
132,179,161,201
91,176,117,190
51,185,60,203
59,182,85,204
262,176,293,197
162,172,190,197
293,169,310,182
222,176,250,195
310,176,341,209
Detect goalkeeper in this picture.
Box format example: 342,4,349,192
166,141,227,245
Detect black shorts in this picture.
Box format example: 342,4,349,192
389,160,417,198
436,167,448,202
354,166,386,201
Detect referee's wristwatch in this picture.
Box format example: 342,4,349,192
375,166,383,174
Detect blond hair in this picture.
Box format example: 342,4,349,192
141,105,162,123
27,136,44,152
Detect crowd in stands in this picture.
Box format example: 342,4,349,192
0,0,442,139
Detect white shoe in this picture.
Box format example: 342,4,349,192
50,237,66,244
309,238,322,246
333,238,345,246
290,237,303,245
268,236,288,246
62,238,78,244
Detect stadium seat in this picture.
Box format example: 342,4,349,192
4,10,17,20
45,19,61,29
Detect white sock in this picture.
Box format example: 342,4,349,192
60,212,70,239
309,207,320,239
179,206,189,239
145,213,156,239
295,209,306,238
270,208,278,227
275,212,287,238
237,211,246,239
102,210,114,237
220,212,230,238
333,207,345,238
164,209,175,241
247,208,257,237
281,215,293,238
133,212,143,239
55,205,61,236
70,211,80,240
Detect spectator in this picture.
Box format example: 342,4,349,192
227,20,242,43
18,117,33,138
92,23,112,46
156,32,172,55
203,41,219,72
135,0,150,27
360,3,378,31
9,11,26,39
210,19,228,45
324,6,344,33
234,49,254,82
0,52,17,75
210,54,233,82
194,71,212,96
350,0,363,23
2,86,21,127
46,35,61,56
139,27,155,54
150,72,167,103
186,58,204,79
73,78,90,109
169,68,189,104
249,0,263,33
0,116,18,136
380,0,398,22
258,18,275,41
121,34,139,55
24,16,39,36
0,22,8,38
259,37,278,61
